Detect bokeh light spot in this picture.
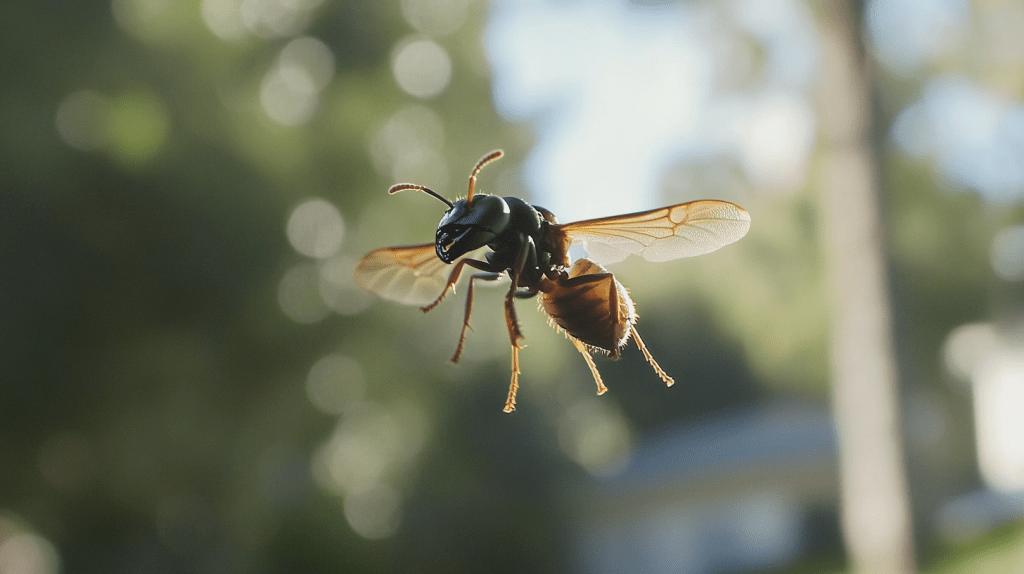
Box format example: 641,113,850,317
239,0,322,38
278,263,331,323
315,404,402,495
107,90,170,166
306,354,366,414
287,198,344,258
202,0,247,40
990,225,1024,282
318,255,374,315
55,91,111,151
734,91,815,193
111,0,188,44
400,0,472,37
558,398,632,477
0,529,61,574
892,76,1024,200
369,105,447,186
260,36,335,125
392,38,452,99
280,36,335,90
311,401,427,516
343,484,401,540
867,0,968,73
261,65,319,126
943,323,999,381
973,349,1024,493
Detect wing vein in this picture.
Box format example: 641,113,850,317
560,200,750,264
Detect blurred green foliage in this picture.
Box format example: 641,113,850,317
1,0,1021,572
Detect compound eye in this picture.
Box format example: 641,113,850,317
463,195,510,232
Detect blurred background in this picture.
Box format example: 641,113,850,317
2,0,1023,572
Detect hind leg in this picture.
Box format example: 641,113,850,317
630,325,674,387
502,344,521,413
570,338,608,395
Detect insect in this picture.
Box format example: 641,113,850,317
355,150,750,413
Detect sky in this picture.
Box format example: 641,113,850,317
482,0,1024,221
484,0,816,220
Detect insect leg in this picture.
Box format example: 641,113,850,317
451,272,503,364
502,234,535,348
500,283,525,413
630,324,674,387
501,234,535,413
570,338,608,395
503,346,520,413
421,258,493,313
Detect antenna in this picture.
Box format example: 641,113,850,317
388,183,454,208
466,149,504,203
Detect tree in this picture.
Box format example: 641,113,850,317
817,2,916,572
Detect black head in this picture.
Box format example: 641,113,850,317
435,194,510,263
387,150,508,263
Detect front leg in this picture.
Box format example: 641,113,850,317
421,258,494,313
451,272,503,364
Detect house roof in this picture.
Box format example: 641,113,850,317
598,399,836,492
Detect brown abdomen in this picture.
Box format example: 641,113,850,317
540,259,636,356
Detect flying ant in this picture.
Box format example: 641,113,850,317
355,150,750,412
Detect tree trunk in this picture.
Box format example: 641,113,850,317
816,2,917,573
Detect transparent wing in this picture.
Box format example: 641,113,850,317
354,243,487,306
560,200,751,264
